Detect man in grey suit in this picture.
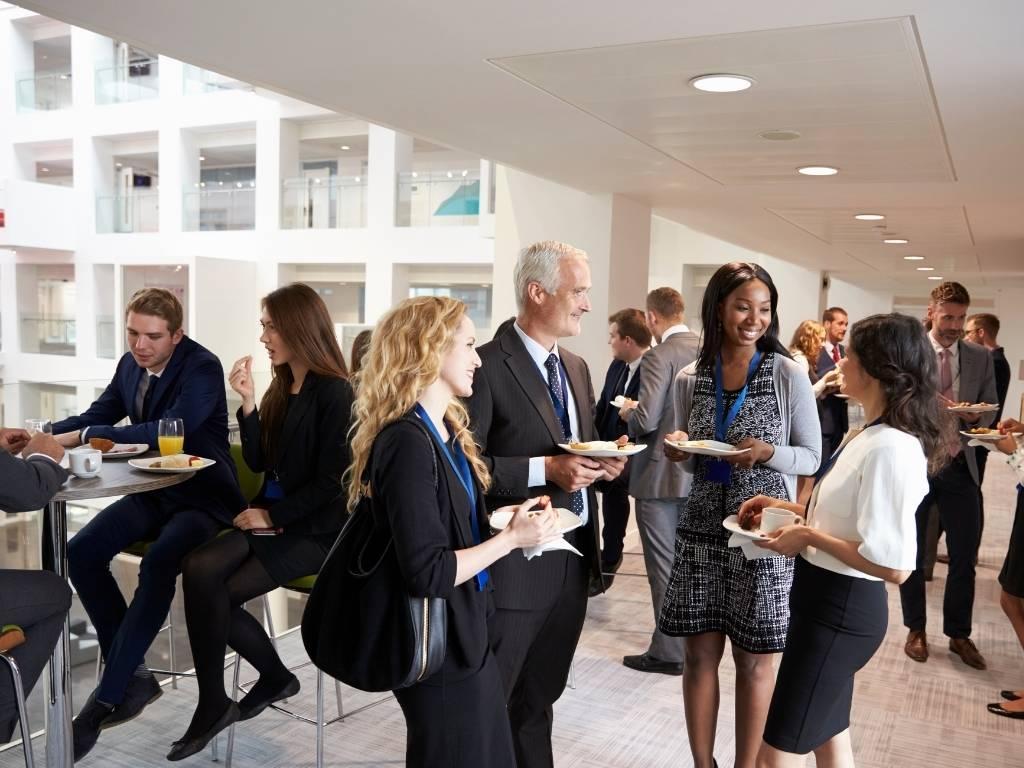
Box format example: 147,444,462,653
0,428,73,743
469,240,626,768
619,287,699,675
900,281,998,670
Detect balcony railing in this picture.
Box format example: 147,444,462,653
397,171,480,227
96,193,159,233
183,187,255,231
16,72,73,112
183,65,254,95
95,59,160,104
20,316,76,356
96,317,116,359
281,176,366,229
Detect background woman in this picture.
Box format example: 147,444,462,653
168,283,354,760
739,313,943,766
788,319,838,502
348,295,558,767
661,262,821,768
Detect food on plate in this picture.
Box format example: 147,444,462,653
88,437,116,453
150,454,204,469
951,401,993,408
739,514,757,531
567,440,636,452
967,427,998,435
528,494,553,518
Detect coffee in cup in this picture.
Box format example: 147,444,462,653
68,447,102,479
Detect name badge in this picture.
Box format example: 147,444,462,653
706,459,731,485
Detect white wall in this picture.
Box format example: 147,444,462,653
824,277,894,325
994,287,1024,420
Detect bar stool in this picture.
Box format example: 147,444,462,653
0,625,35,768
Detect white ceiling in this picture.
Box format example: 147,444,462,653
13,0,1024,295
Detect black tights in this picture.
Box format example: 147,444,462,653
181,531,290,736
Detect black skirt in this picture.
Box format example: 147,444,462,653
999,487,1024,599
245,530,335,586
763,556,887,754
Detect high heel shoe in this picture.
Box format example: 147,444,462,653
987,702,1024,720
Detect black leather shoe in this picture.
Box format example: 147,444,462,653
987,702,1024,720
238,674,300,722
622,652,683,676
101,672,162,728
72,696,114,761
167,702,240,761
1001,690,1022,701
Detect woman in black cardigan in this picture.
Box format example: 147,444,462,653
168,283,353,760
348,296,559,768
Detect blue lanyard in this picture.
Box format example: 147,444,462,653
413,404,488,591
714,351,762,442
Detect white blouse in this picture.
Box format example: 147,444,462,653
802,424,929,580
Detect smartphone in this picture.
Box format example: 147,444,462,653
250,527,283,536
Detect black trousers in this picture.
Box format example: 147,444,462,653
599,475,631,567
900,455,980,638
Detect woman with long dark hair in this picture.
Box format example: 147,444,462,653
167,283,354,760
739,313,944,766
661,262,821,768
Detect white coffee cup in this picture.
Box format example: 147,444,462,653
761,507,800,533
68,447,102,479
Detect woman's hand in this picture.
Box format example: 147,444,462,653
994,418,1024,455
504,496,561,549
724,437,774,467
663,430,692,461
234,507,272,530
737,494,789,530
228,356,256,413
755,524,811,556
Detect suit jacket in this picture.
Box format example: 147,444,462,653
626,331,700,499
951,339,999,485
595,358,642,441
237,372,353,535
0,451,68,512
816,345,849,436
52,336,243,523
992,347,1011,421
467,326,602,609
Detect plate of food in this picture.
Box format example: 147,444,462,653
129,455,215,473
489,506,582,535
87,438,149,458
722,514,769,540
663,438,751,457
961,427,1022,441
947,402,999,413
559,440,647,458
611,395,636,409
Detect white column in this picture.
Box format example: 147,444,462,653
160,127,192,233
367,124,412,229
0,17,30,177
255,109,282,231
363,258,395,324
73,258,96,358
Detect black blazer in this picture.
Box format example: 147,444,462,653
466,326,602,610
0,451,68,512
371,417,491,674
993,347,1011,421
237,372,354,536
816,345,849,436
595,358,642,441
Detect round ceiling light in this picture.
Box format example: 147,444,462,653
854,213,885,221
797,166,839,176
883,238,909,244
916,266,935,271
689,74,755,93
903,255,925,261
759,129,801,141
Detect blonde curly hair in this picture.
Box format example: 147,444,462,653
346,296,490,511
788,319,826,361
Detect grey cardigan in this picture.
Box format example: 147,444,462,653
671,352,822,501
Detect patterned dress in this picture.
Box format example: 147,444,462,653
658,352,794,653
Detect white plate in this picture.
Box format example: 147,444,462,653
101,443,149,458
558,442,647,458
947,404,999,413
834,393,852,400
722,514,770,540
489,507,583,535
129,456,215,473
961,430,1021,442
611,395,636,408
663,438,751,457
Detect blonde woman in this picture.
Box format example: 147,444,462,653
347,296,559,767
788,320,836,399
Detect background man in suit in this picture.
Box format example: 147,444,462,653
591,307,650,596
50,288,243,760
619,287,698,675
900,282,998,670
468,240,626,768
0,428,73,745
815,306,849,462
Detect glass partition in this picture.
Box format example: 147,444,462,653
183,187,256,231
16,72,73,112
397,170,480,227
281,176,366,229
94,58,160,104
183,65,254,94
96,193,160,233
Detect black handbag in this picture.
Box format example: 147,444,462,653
301,417,447,692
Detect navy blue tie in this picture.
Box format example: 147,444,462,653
544,354,584,517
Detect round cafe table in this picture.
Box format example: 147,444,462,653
42,453,194,768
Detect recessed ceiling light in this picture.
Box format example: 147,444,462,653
115,162,123,168
340,145,350,151
199,155,206,161
797,165,839,176
854,213,885,221
759,129,801,141
883,238,909,244
903,255,925,261
928,276,943,280
40,167,50,172
916,266,935,271
689,74,755,93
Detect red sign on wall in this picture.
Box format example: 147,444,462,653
0,209,5,227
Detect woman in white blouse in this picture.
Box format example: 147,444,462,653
737,313,947,767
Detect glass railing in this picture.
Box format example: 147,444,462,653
183,187,256,231
396,171,480,227
96,317,116,359
183,65,254,95
281,176,366,229
19,316,76,356
15,72,73,112
94,59,160,104
95,193,160,233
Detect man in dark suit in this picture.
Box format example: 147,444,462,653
620,287,698,675
590,307,650,596
51,288,243,760
815,306,849,463
468,240,627,768
900,282,998,670
0,428,73,745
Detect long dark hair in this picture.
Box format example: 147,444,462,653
847,313,948,474
696,262,789,369
260,284,348,461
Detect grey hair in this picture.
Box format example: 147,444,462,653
513,240,587,312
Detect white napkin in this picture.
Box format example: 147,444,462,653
727,532,776,560
967,438,1000,452
523,536,583,560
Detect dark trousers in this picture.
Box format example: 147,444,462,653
976,447,989,553
900,456,980,639
599,475,631,567
68,493,220,704
488,553,588,768
0,570,71,741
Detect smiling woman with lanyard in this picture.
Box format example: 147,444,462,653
661,262,821,768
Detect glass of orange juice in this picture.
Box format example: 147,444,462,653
158,418,184,456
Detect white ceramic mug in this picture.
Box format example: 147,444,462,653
761,507,800,533
68,447,102,479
